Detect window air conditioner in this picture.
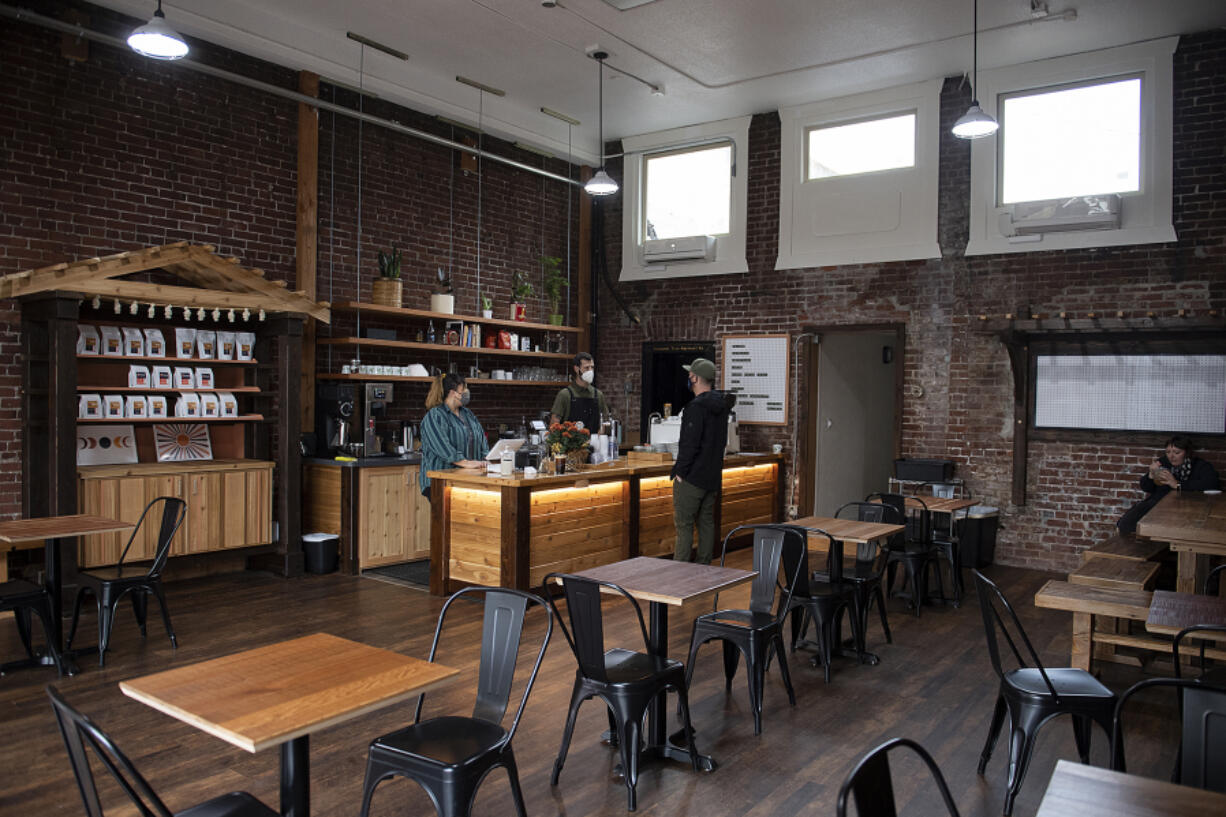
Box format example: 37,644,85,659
642,235,717,263
999,194,1122,236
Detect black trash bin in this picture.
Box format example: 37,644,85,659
957,506,999,568
303,533,340,574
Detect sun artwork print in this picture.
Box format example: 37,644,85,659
154,423,214,462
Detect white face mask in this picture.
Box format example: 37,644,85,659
580,369,595,385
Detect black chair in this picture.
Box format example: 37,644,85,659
1173,624,1226,684
1110,676,1226,792
915,481,970,607
0,579,64,675
837,737,961,817
972,570,1117,816
779,527,860,683
359,586,552,817
1206,563,1226,595
47,685,278,817
67,496,186,667
828,501,901,650
684,524,802,735
546,572,700,811
871,492,944,617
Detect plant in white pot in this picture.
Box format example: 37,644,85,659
372,246,403,307
541,255,567,326
480,294,493,319
430,267,455,314
510,270,532,322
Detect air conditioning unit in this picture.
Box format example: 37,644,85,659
999,194,1121,236
642,235,716,263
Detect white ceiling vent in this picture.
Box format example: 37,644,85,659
642,235,717,263
1000,194,1122,236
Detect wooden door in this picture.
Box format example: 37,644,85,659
220,465,272,548
184,471,222,554
358,467,413,568
407,470,431,560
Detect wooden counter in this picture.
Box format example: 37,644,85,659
427,453,782,593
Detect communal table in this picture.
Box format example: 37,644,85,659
1144,588,1226,636
120,632,459,817
0,514,134,675
1036,759,1226,817
569,556,755,772
1138,490,1226,593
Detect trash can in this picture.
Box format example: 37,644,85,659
302,533,340,574
957,506,999,568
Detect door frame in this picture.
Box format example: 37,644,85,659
797,323,906,517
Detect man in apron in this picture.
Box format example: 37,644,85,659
549,352,609,430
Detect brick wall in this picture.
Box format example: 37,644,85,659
595,31,1226,572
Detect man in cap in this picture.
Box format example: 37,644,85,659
672,357,737,564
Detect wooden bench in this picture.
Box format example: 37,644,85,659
1081,532,1166,564
1069,557,1160,591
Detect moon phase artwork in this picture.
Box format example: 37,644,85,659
76,425,139,466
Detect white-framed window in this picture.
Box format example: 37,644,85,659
966,37,1177,256
777,80,942,270
619,116,750,282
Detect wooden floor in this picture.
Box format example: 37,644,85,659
0,556,1183,817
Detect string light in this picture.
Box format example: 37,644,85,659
129,300,139,315
165,304,174,319
91,295,101,310
183,306,192,321
212,308,221,321
113,299,121,314
148,303,156,318
258,308,266,321
242,308,250,321
227,309,236,322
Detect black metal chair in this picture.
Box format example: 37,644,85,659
837,737,961,817
972,570,1117,816
827,501,901,650
871,492,944,617
779,527,860,683
1173,624,1226,684
1206,563,1226,595
67,496,186,667
359,586,552,817
684,524,802,735
545,572,699,811
1110,676,1226,792
0,579,64,675
915,481,971,607
47,685,279,817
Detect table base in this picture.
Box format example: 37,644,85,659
281,735,309,817
0,646,83,676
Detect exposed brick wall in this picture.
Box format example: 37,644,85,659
595,32,1226,572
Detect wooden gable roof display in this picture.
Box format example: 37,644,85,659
0,241,330,323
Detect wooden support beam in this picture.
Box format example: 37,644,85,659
298,70,321,438
577,166,592,355
0,243,197,298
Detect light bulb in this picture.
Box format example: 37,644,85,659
183,306,191,321
227,309,236,322
242,308,251,321
113,299,121,314
165,304,174,318
91,295,101,310
212,308,220,321
129,301,139,315
258,308,265,321
148,303,156,318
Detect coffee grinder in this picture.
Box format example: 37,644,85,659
362,382,394,455
315,383,355,456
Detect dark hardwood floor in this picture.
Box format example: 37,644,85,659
0,556,1181,816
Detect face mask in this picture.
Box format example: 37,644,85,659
686,376,696,393
459,390,471,407
580,369,595,385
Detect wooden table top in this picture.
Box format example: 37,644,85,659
792,516,904,545
1036,759,1226,817
1144,589,1226,636
1137,490,1226,546
0,514,134,543
120,633,459,753
903,496,977,514
568,556,755,606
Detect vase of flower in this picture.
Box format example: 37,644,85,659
546,421,590,472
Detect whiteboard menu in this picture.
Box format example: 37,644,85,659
722,334,789,425
1035,355,1226,433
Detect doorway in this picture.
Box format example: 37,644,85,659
810,329,902,517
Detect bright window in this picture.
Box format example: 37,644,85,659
644,144,731,240
806,113,915,180
1000,77,1141,204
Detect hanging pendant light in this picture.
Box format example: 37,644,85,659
952,0,999,140
584,51,619,197
127,1,189,61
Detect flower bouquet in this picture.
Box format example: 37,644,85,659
546,421,590,472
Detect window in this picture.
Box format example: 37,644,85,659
806,113,915,180
777,80,941,269
1000,77,1140,204
644,143,731,240
620,116,750,282
966,38,1177,256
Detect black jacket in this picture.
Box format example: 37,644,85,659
671,390,737,492
1138,455,1220,496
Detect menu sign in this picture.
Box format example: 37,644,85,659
722,334,789,425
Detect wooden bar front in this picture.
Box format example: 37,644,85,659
428,454,781,593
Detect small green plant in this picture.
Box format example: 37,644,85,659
510,269,533,303
541,255,567,315
377,246,401,279
434,266,453,295
480,293,493,312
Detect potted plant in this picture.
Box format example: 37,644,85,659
510,269,533,322
480,294,493,319
545,420,590,473
372,245,402,307
541,255,567,325
430,266,455,314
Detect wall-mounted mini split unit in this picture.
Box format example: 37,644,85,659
642,235,717,263
999,194,1121,236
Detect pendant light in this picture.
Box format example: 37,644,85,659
952,0,999,140
584,51,618,197
127,0,189,61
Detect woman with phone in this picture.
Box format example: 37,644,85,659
1117,434,1220,533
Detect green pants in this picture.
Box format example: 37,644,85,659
673,477,718,564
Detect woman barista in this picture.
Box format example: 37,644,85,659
419,373,489,497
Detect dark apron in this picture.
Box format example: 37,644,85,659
566,385,601,432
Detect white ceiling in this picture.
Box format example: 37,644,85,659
92,1,1226,164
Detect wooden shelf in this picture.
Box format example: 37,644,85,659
78,354,258,365
317,373,568,387
78,386,261,393
78,414,265,423
332,300,583,334
318,336,572,360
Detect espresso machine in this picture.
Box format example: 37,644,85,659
362,382,394,455
315,383,355,456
